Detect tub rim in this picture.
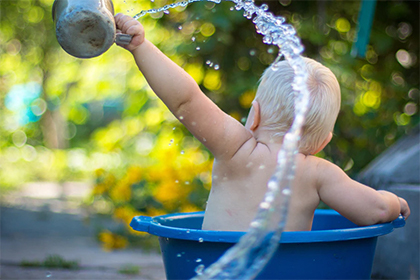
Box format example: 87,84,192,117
130,209,405,244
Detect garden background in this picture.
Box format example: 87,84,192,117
1,0,418,250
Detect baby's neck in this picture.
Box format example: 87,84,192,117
252,127,283,147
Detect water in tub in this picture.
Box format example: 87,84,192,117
132,0,309,279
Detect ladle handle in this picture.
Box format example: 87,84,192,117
115,34,133,45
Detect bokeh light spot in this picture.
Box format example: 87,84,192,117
335,18,351,33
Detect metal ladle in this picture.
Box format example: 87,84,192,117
52,0,132,58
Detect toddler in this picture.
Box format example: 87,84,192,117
114,14,410,231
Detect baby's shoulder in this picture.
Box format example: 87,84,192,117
295,154,334,178
297,155,344,186
299,154,333,167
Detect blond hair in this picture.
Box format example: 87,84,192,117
254,57,341,154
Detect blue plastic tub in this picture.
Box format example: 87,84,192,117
130,209,405,280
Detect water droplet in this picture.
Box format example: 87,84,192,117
260,202,270,209
249,49,256,56
196,258,202,262
173,127,176,130
196,46,201,51
46,272,52,278
180,150,185,154
260,4,269,11
177,253,182,257
191,36,196,42
259,164,265,169
185,181,190,185
230,7,234,11
179,116,184,120
214,64,220,70
282,189,291,196
241,117,246,123
178,25,183,30
186,230,190,233
250,221,260,228
268,180,277,190
164,10,170,14
175,180,179,183
195,264,205,275
206,60,212,65
198,237,204,242
271,63,280,71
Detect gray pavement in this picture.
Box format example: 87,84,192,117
0,182,166,280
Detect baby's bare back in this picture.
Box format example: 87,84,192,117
202,140,321,232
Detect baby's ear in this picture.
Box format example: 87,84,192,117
312,132,332,155
249,101,261,131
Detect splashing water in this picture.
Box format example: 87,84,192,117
134,0,222,19
134,0,310,279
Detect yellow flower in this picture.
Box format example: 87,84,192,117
110,179,132,203
239,91,255,108
98,230,128,251
180,203,203,213
114,206,133,223
126,166,142,184
153,182,184,205
95,168,106,178
229,111,242,121
114,206,148,235
146,207,167,217
104,174,116,187
203,69,222,91
92,183,107,195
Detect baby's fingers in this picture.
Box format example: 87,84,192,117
115,13,127,29
399,197,410,220
114,13,145,50
115,13,138,33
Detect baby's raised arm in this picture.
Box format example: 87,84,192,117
115,14,252,160
316,158,410,225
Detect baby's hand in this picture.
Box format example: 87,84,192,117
114,13,145,51
399,197,410,220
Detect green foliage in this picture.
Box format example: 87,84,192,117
118,264,141,275
20,254,79,269
1,0,418,248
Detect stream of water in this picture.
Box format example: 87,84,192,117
134,0,310,278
